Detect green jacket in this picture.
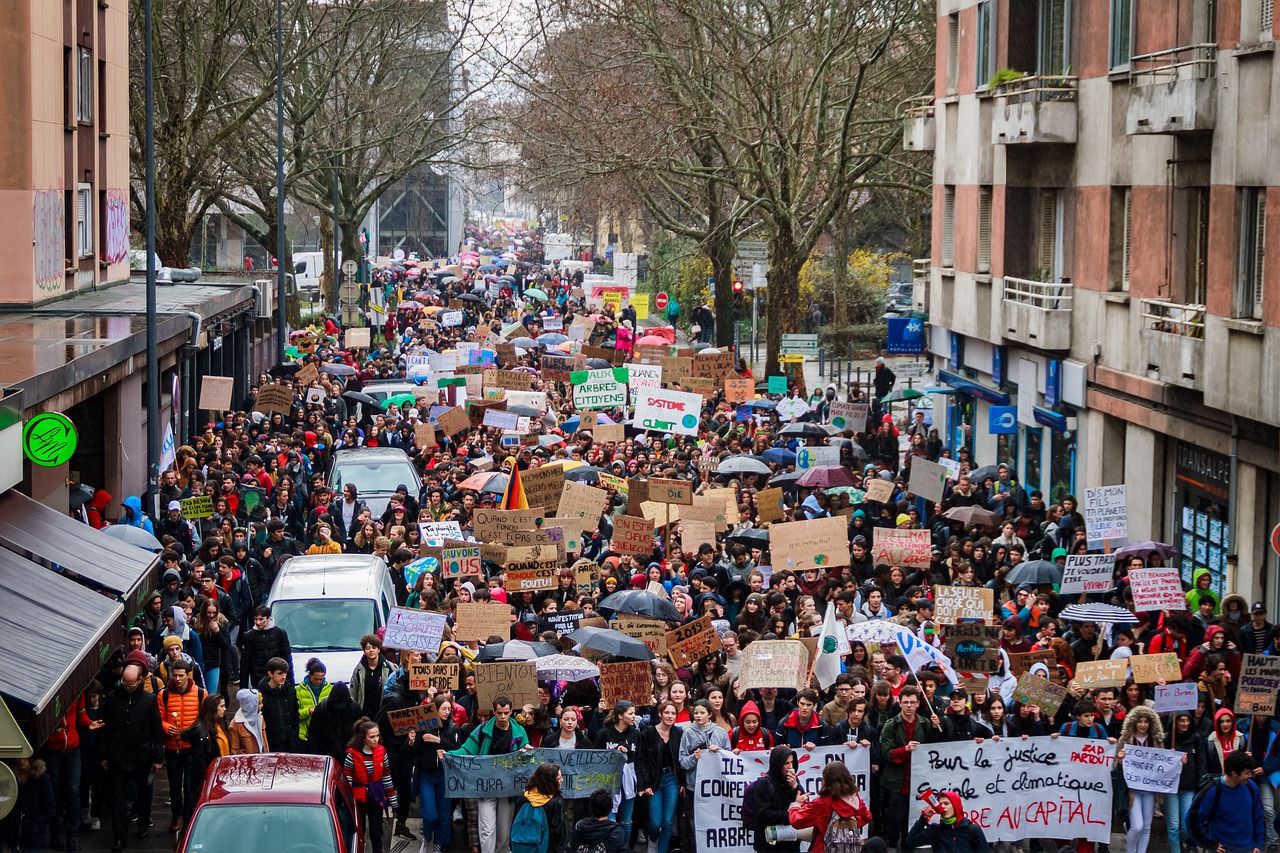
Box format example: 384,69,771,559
879,712,938,793
1186,568,1218,615
296,681,332,742
452,716,529,756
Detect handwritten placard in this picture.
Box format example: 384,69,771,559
474,508,543,543
387,703,440,736
1083,484,1128,545
1237,653,1280,715
1153,681,1200,713
738,640,809,691
557,481,608,527
454,602,512,643
1013,671,1070,717
932,586,993,623
610,614,668,655
864,478,895,504
408,662,460,692
199,376,235,411
1059,554,1115,595
611,515,654,556
1129,568,1187,612
474,661,538,710
665,615,720,668
908,458,949,504
872,528,932,568
383,607,448,654
1130,652,1180,683
600,660,654,706
648,477,693,505
253,383,294,415
523,465,566,513
1075,659,1130,689
1008,648,1058,677
770,516,849,571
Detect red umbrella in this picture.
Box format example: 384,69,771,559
795,465,859,489
636,335,670,346
457,472,504,492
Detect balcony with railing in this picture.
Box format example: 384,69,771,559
912,258,930,312
901,97,936,152
1000,277,1074,350
1140,298,1206,389
1127,45,1217,134
991,76,1078,145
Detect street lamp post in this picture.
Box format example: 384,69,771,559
275,0,287,363
144,0,160,513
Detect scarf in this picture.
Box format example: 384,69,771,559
234,689,266,752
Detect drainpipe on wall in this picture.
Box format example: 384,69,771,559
1227,414,1240,594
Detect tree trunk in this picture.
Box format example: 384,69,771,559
155,190,199,268
764,229,802,376
319,217,335,313
704,228,736,349
831,203,850,326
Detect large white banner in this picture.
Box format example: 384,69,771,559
909,737,1116,844
695,745,871,853
634,387,704,436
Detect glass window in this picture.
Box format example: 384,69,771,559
271,599,377,651
77,48,93,122
1038,0,1070,75
976,1,996,88
330,457,419,494
1048,427,1077,504
1109,0,1132,68
77,184,93,258
996,431,1019,474
182,804,336,853
1237,187,1265,320
1024,429,1043,495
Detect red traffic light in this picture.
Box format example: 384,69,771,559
732,280,744,293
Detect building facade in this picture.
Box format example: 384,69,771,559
0,0,131,303
911,0,1280,604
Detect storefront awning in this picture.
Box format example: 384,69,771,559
0,490,159,612
0,546,123,745
935,370,1010,406
1033,406,1069,432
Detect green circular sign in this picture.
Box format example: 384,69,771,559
23,412,78,467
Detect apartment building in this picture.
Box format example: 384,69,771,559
907,0,1280,603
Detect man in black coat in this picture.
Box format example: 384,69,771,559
238,605,293,686
746,746,803,853
101,661,164,851
257,658,300,753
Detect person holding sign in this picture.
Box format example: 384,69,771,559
451,696,534,853
1117,706,1170,853
408,694,464,853
593,701,642,839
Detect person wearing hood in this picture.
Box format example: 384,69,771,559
120,495,154,533
373,667,420,841
1183,624,1243,681
308,682,359,761
513,762,568,853
905,790,990,853
1164,710,1204,853
157,568,184,612
86,489,113,529
1117,705,1168,853
158,606,205,675
132,589,167,641
295,659,332,748
257,657,298,752
732,701,775,752
787,760,873,853
1203,707,1247,777
229,689,268,755
745,746,803,853
1186,567,1218,614
570,789,630,853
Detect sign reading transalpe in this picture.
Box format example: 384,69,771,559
908,737,1116,844
443,748,624,799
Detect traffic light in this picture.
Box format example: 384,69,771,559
732,280,744,294
732,280,745,320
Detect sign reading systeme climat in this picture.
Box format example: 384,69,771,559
633,387,704,436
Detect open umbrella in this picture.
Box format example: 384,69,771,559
386,393,418,409
881,388,926,404
761,448,796,466
458,293,486,304
1113,541,1179,561
397,301,424,310
564,627,656,661
779,422,828,438
69,483,96,510
321,363,357,376
727,528,769,550
1058,603,1136,624
458,471,505,492
636,335,669,347
268,362,302,378
1005,559,1063,586
101,524,164,553
747,399,778,411
598,590,682,622
341,390,381,409
506,405,543,418
848,620,903,645
563,466,605,484
969,465,1001,484
584,358,613,369
511,337,541,348
715,455,772,476
827,438,870,465
769,470,804,487
534,654,601,681
825,487,866,502
475,640,558,662
942,505,1005,529
796,465,859,489
537,333,569,346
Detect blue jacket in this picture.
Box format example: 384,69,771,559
1199,778,1265,853
122,495,154,533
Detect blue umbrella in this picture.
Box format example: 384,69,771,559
563,413,616,431
747,399,778,410
761,448,796,465
538,333,569,345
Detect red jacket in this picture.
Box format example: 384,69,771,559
732,703,774,751
788,794,871,853
45,696,90,752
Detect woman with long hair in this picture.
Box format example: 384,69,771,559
408,694,464,853
594,701,642,839
179,693,229,823
668,681,690,724
344,718,397,853
514,763,569,853
1117,705,1167,853
786,760,872,853
699,685,736,732
193,598,231,695
652,663,679,705
1164,711,1203,853
978,695,1017,738
638,700,683,853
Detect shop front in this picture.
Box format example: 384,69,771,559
1173,441,1231,593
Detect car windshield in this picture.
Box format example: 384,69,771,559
184,804,337,853
330,457,416,494
272,599,376,650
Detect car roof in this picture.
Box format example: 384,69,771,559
199,754,336,805
330,446,415,464
268,554,389,601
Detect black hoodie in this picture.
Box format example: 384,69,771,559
569,817,629,853
749,746,802,853
308,683,360,761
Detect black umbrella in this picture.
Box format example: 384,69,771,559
727,528,770,549
598,590,681,622
506,405,543,418
475,640,558,661
458,293,486,304
827,438,870,465
268,362,302,378
564,627,656,661
970,465,1001,483
769,470,804,487
779,422,828,438
585,358,613,369
69,483,96,510
1006,559,1063,586
341,390,381,409
564,466,605,484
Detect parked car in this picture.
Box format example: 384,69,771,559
328,446,422,517
178,753,361,853
265,554,396,682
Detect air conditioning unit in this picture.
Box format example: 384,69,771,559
254,279,274,319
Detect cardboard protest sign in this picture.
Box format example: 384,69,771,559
680,520,719,551
600,660,654,706
180,495,214,520
1059,554,1115,595
419,520,463,543
943,623,1000,673
1237,653,1280,715
408,662,460,692
556,481,608,527
770,516,849,571
1013,672,1069,717
908,458,949,504
1007,649,1058,677
387,703,441,736
295,362,320,387
483,369,533,391
724,376,753,404
542,611,583,636
597,472,628,494
1075,659,1129,689
1121,745,1183,794
648,478,693,505
253,383,294,414
864,478,895,504
665,615,721,668
474,508,543,543
345,327,371,349
909,738,1117,844
454,602,512,643
661,356,692,383
199,375,235,411
594,423,626,443
383,607,448,654
1084,484,1128,545
755,487,785,523
1153,682,1200,713
1130,653,1180,683
872,528,932,567
541,354,579,383
737,640,809,691
474,662,538,710
611,614,668,655
523,465,566,513
611,515,655,556
1129,568,1187,612
435,406,472,437
932,586,993,623
439,544,482,577
414,423,437,449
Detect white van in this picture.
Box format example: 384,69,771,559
265,554,396,682
293,251,341,291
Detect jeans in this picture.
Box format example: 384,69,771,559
884,791,910,849
43,747,81,843
477,797,514,853
1126,791,1156,853
164,751,194,819
417,771,452,846
205,666,221,695
1165,790,1196,852
1260,778,1278,846
648,769,679,853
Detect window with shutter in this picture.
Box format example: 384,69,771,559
947,16,960,93
943,187,956,268
1263,0,1273,34
1037,190,1058,278
978,187,992,273
1122,189,1132,291
77,184,92,258
1237,187,1266,319
1252,194,1266,315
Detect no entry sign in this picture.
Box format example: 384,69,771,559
655,291,669,311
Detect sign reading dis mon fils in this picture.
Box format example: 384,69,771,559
633,387,704,436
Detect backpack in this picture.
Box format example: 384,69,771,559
1183,777,1228,850
740,779,760,836
823,816,863,853
511,800,550,853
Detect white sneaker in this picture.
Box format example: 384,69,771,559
81,808,92,828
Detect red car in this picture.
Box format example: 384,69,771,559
177,753,362,853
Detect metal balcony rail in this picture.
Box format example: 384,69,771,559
900,96,936,119
994,75,1078,104
1141,298,1206,338
913,258,930,279
1003,276,1074,310
1131,44,1218,84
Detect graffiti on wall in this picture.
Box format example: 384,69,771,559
104,189,129,265
34,189,65,291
